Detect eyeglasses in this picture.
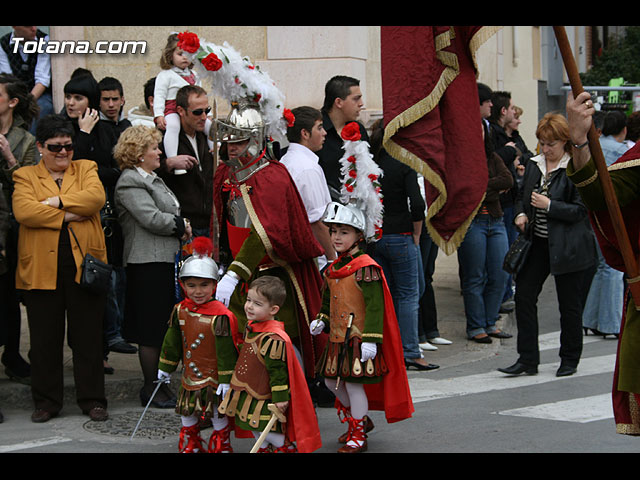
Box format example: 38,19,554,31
44,143,74,153
189,107,211,116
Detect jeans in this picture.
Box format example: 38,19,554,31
30,91,54,135
457,214,509,338
372,234,421,359
582,245,624,334
418,226,440,341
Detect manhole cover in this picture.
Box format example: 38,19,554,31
83,410,181,439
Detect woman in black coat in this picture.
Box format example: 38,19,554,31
498,113,598,378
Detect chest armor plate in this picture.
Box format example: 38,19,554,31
178,307,219,390
229,332,277,400
328,273,366,343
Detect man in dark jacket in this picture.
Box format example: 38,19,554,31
489,91,520,310
96,76,136,356
157,85,214,238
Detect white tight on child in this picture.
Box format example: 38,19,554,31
252,430,285,449
163,113,181,158
324,378,368,420
181,413,228,431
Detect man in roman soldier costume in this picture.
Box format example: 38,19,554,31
212,99,324,379
566,91,640,436
170,32,324,379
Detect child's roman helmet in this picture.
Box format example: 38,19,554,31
179,237,219,281
322,201,366,233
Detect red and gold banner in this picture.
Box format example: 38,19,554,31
381,26,500,254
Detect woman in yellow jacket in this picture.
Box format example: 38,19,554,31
12,114,109,423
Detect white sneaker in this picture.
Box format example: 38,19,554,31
419,342,438,351
428,337,452,345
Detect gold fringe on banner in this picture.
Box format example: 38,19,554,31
383,26,501,255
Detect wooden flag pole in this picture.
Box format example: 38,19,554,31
553,26,640,305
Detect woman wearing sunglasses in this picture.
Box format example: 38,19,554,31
11,113,109,423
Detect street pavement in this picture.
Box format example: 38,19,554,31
0,251,636,454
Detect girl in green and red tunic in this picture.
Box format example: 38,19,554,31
310,201,414,453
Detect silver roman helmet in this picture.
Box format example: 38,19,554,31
178,237,220,281
322,201,367,233
179,255,220,282
217,99,266,169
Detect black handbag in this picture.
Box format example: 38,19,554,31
69,226,113,295
502,224,533,275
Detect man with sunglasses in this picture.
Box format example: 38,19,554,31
158,85,214,238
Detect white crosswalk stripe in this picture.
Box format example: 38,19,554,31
409,353,616,404
0,436,72,453
408,331,618,424
496,393,613,423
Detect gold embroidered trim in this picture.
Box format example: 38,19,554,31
362,333,383,340
230,260,252,278
574,170,599,188
272,385,288,392
608,158,640,171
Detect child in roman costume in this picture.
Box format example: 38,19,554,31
217,276,322,453
309,122,414,453
158,237,241,453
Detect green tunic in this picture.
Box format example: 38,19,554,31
158,304,238,418
316,250,386,384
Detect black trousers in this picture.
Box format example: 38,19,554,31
514,235,595,367
23,241,107,415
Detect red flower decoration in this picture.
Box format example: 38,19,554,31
347,155,356,163
348,169,358,179
283,109,295,128
341,122,361,142
177,32,200,54
368,174,378,181
345,184,354,193
201,52,222,71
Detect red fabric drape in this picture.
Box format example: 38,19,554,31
381,26,499,254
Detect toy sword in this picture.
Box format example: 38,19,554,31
335,313,354,390
130,379,165,440
249,403,287,453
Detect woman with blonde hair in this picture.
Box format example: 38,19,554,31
498,113,598,378
114,125,192,407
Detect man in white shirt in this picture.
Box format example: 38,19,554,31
280,106,336,269
0,26,53,133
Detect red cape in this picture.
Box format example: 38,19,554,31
248,319,322,453
213,160,325,378
326,254,414,423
